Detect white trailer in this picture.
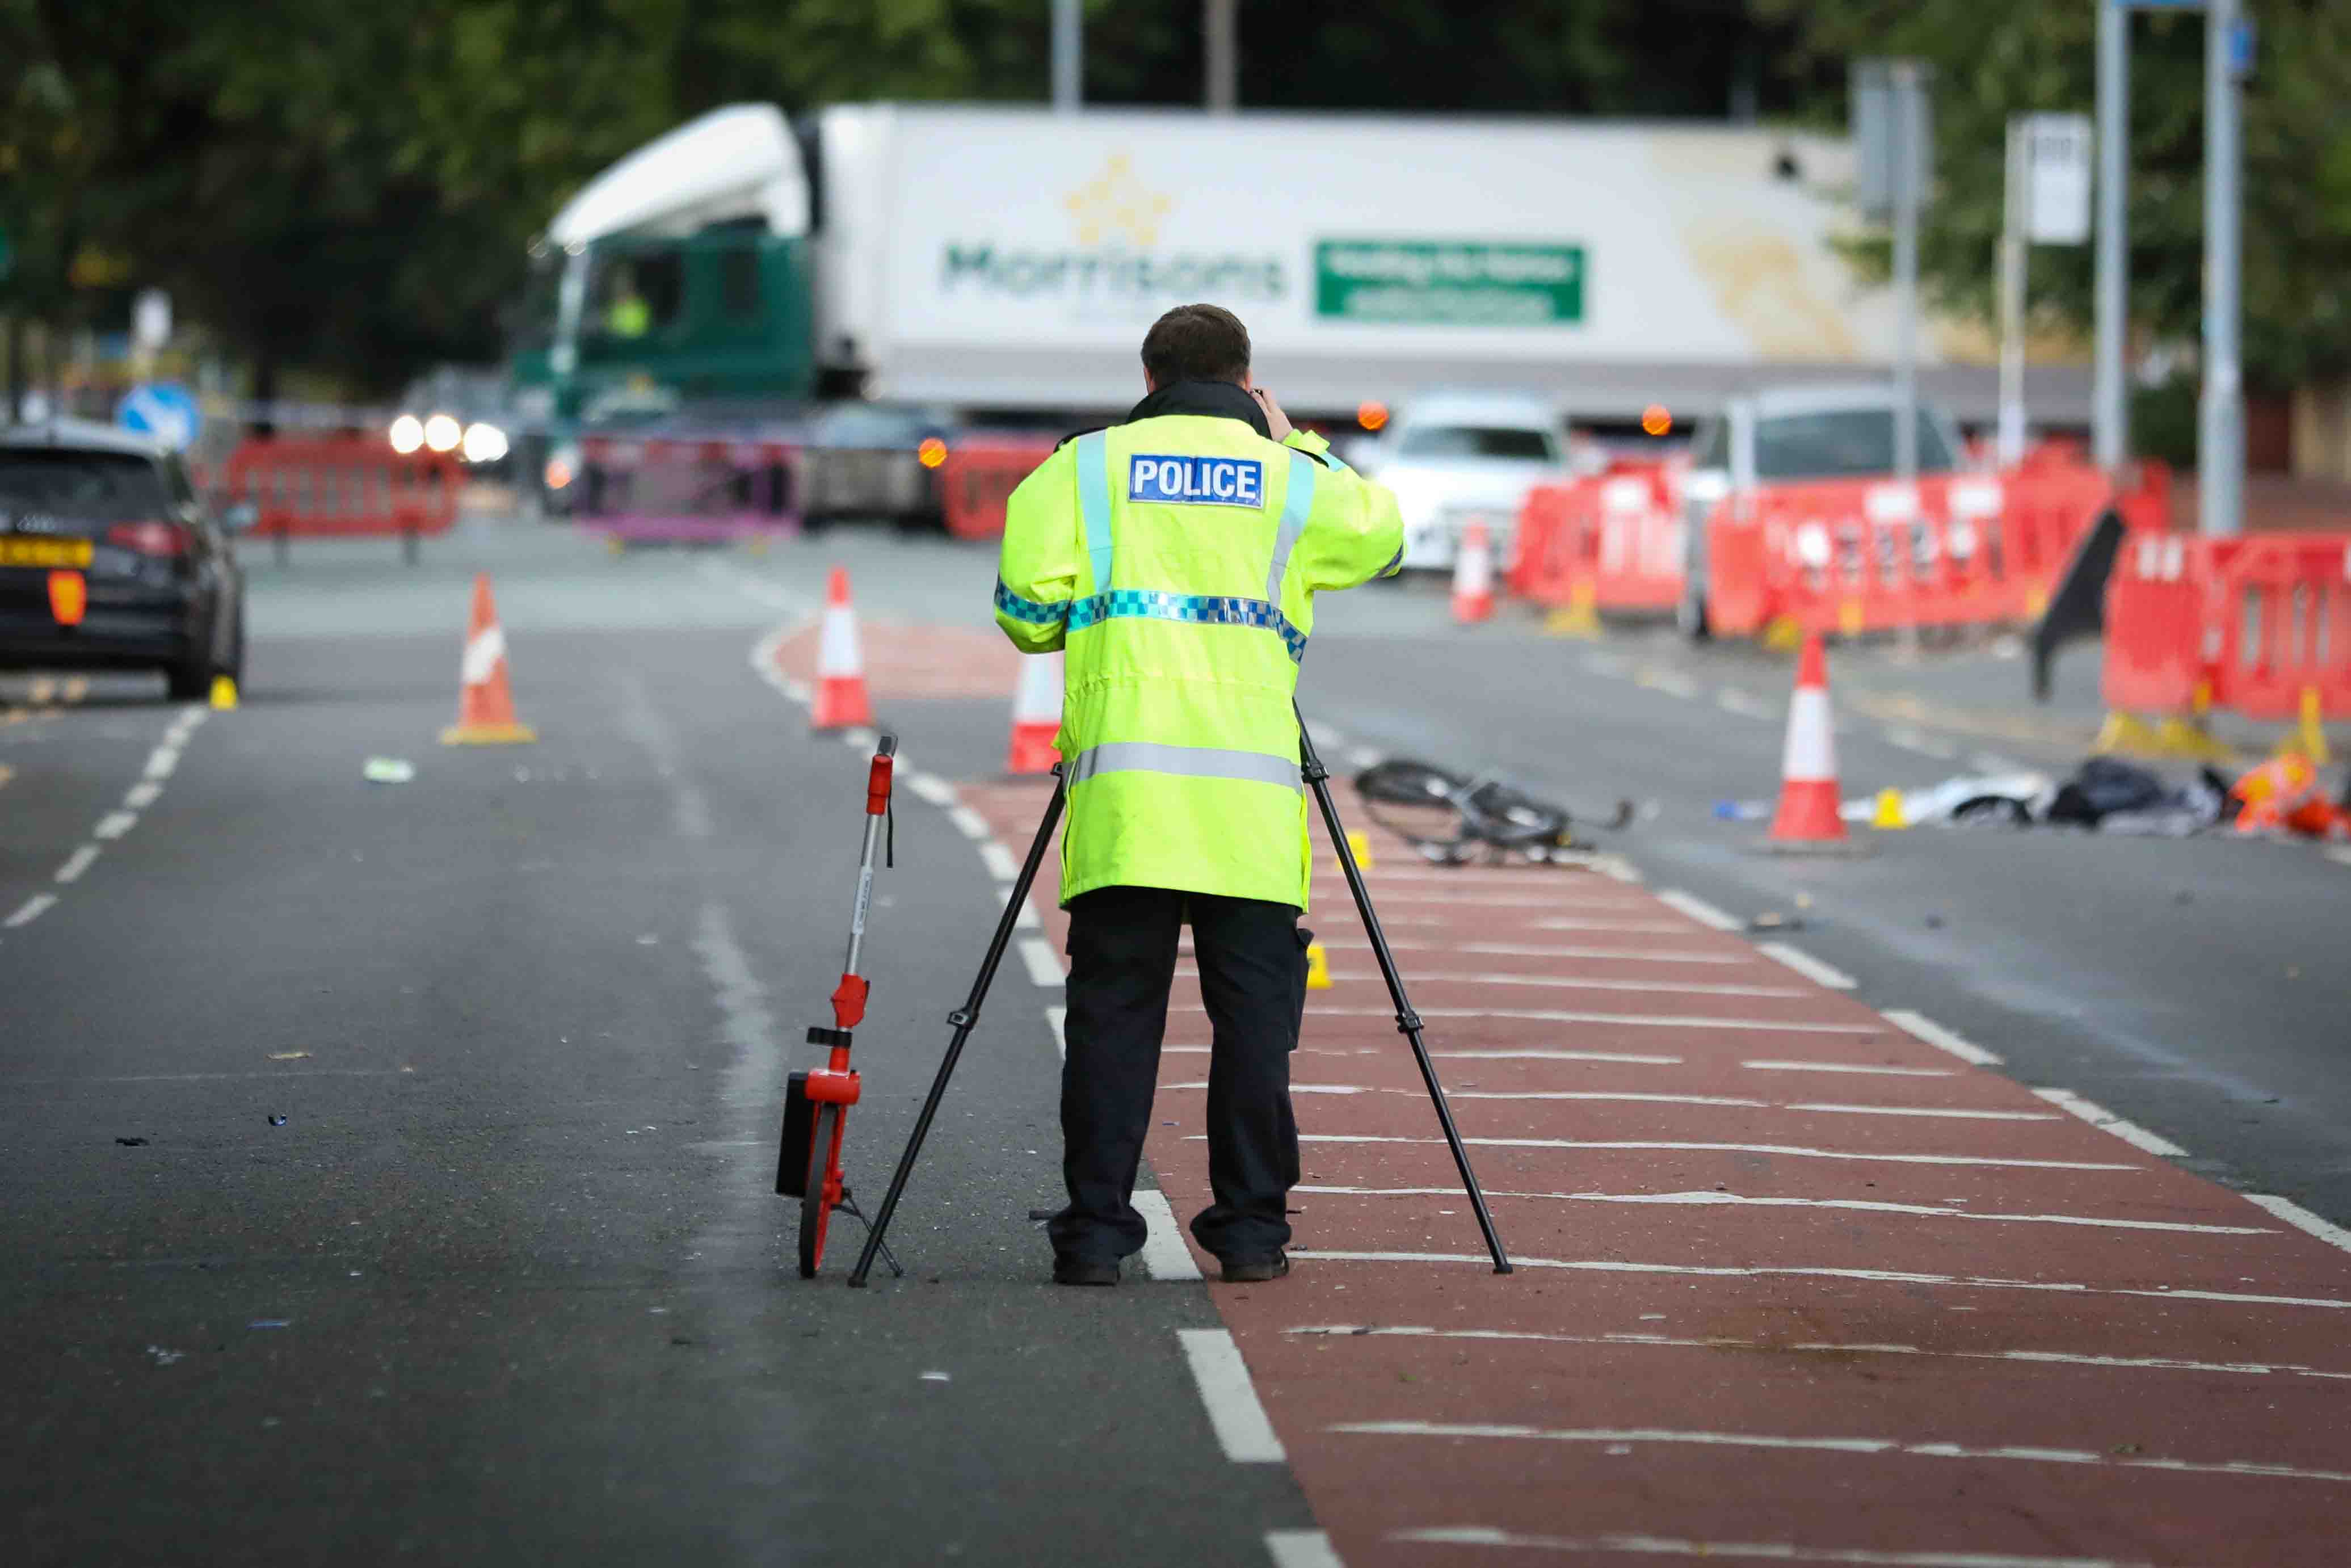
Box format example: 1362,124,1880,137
810,104,2079,423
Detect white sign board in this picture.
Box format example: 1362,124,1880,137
2024,115,2093,245
132,289,173,351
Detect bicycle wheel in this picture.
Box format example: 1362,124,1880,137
797,1103,841,1279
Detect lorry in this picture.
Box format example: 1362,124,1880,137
510,101,2032,465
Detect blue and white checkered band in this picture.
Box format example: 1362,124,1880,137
1066,589,1307,662
1129,454,1266,508
994,577,1070,624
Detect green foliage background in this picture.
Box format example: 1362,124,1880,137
6,0,2348,400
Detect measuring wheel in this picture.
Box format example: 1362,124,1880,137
798,1104,843,1279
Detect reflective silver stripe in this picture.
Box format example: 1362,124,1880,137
1076,431,1114,595
1265,449,1318,603
1067,741,1303,792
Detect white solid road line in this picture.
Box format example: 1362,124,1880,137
1882,1008,2003,1067
1177,1329,1286,1463
1787,1103,2059,1122
1757,942,1858,990
1045,1006,1067,1061
1743,1059,1953,1078
2245,1194,2351,1258
1712,688,1784,722
1263,1529,1346,1568
2325,845,2351,869
1290,1251,2351,1311
1314,937,1749,964
1336,1422,2351,1488
1192,965,1801,999
1655,889,1741,932
947,804,992,840
1278,1134,2135,1171
1289,1323,2351,1385
5,893,58,928
1017,936,1066,988
1436,1048,1683,1065
2032,1088,2188,1159
1298,1005,1878,1035
902,771,957,807
1389,1524,2162,1567
1291,1186,2266,1235
1132,1190,1202,1281
53,846,99,884
978,842,1022,881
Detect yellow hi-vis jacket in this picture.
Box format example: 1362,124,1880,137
995,391,1404,908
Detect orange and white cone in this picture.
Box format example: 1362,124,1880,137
1768,632,1846,844
440,573,537,745
811,566,873,731
1006,650,1063,775
1453,517,1495,624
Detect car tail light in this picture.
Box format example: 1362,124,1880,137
49,571,87,625
106,520,190,556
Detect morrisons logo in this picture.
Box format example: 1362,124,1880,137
943,245,1284,301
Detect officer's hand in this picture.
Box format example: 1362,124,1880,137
1251,385,1294,442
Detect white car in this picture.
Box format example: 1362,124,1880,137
1353,393,1567,571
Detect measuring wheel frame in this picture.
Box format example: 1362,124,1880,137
798,1103,844,1277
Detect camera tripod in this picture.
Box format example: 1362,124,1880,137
847,712,1512,1286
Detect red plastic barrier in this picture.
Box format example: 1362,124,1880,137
222,438,460,545
1704,463,2152,638
2103,531,2351,725
939,439,1057,541
1509,463,1681,612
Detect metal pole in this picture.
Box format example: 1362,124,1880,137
1294,708,1512,1274
2093,0,2130,470
847,769,1068,1288
1205,0,1238,114
2199,0,2244,536
1997,119,2030,468
1052,0,1082,113
1891,61,1920,485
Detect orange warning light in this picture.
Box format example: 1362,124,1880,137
1357,401,1390,432
1641,405,1673,438
916,437,948,469
48,571,87,626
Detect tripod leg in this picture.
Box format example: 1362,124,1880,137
848,770,1069,1287
1295,708,1513,1274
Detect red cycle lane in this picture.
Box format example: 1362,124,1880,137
956,779,2351,1567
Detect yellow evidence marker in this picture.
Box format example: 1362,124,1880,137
1304,941,1332,991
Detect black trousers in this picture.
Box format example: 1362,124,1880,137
1049,885,1308,1264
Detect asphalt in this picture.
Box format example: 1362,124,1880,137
3,510,2347,1563
0,523,1307,1566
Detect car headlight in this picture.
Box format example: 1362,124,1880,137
423,413,462,453
389,414,424,454
461,422,509,464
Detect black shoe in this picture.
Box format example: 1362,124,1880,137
1218,1252,1290,1284
1052,1256,1121,1287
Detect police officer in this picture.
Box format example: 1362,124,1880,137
995,303,1404,1287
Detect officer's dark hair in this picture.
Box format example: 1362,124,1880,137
1142,304,1252,387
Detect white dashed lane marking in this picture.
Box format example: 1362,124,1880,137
1756,943,1858,990
1882,1009,2003,1067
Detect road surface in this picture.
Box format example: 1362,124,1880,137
3,511,2345,1565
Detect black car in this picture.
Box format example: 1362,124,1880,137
0,419,246,699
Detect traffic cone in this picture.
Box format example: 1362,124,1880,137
1767,633,1850,848
1453,518,1495,623
439,573,536,745
1006,650,1063,775
811,566,873,731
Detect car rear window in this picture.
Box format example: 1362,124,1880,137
1396,426,1557,462
1753,410,1956,481
0,451,175,522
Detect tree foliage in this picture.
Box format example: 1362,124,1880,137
1760,0,2351,391
1,1,1843,393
